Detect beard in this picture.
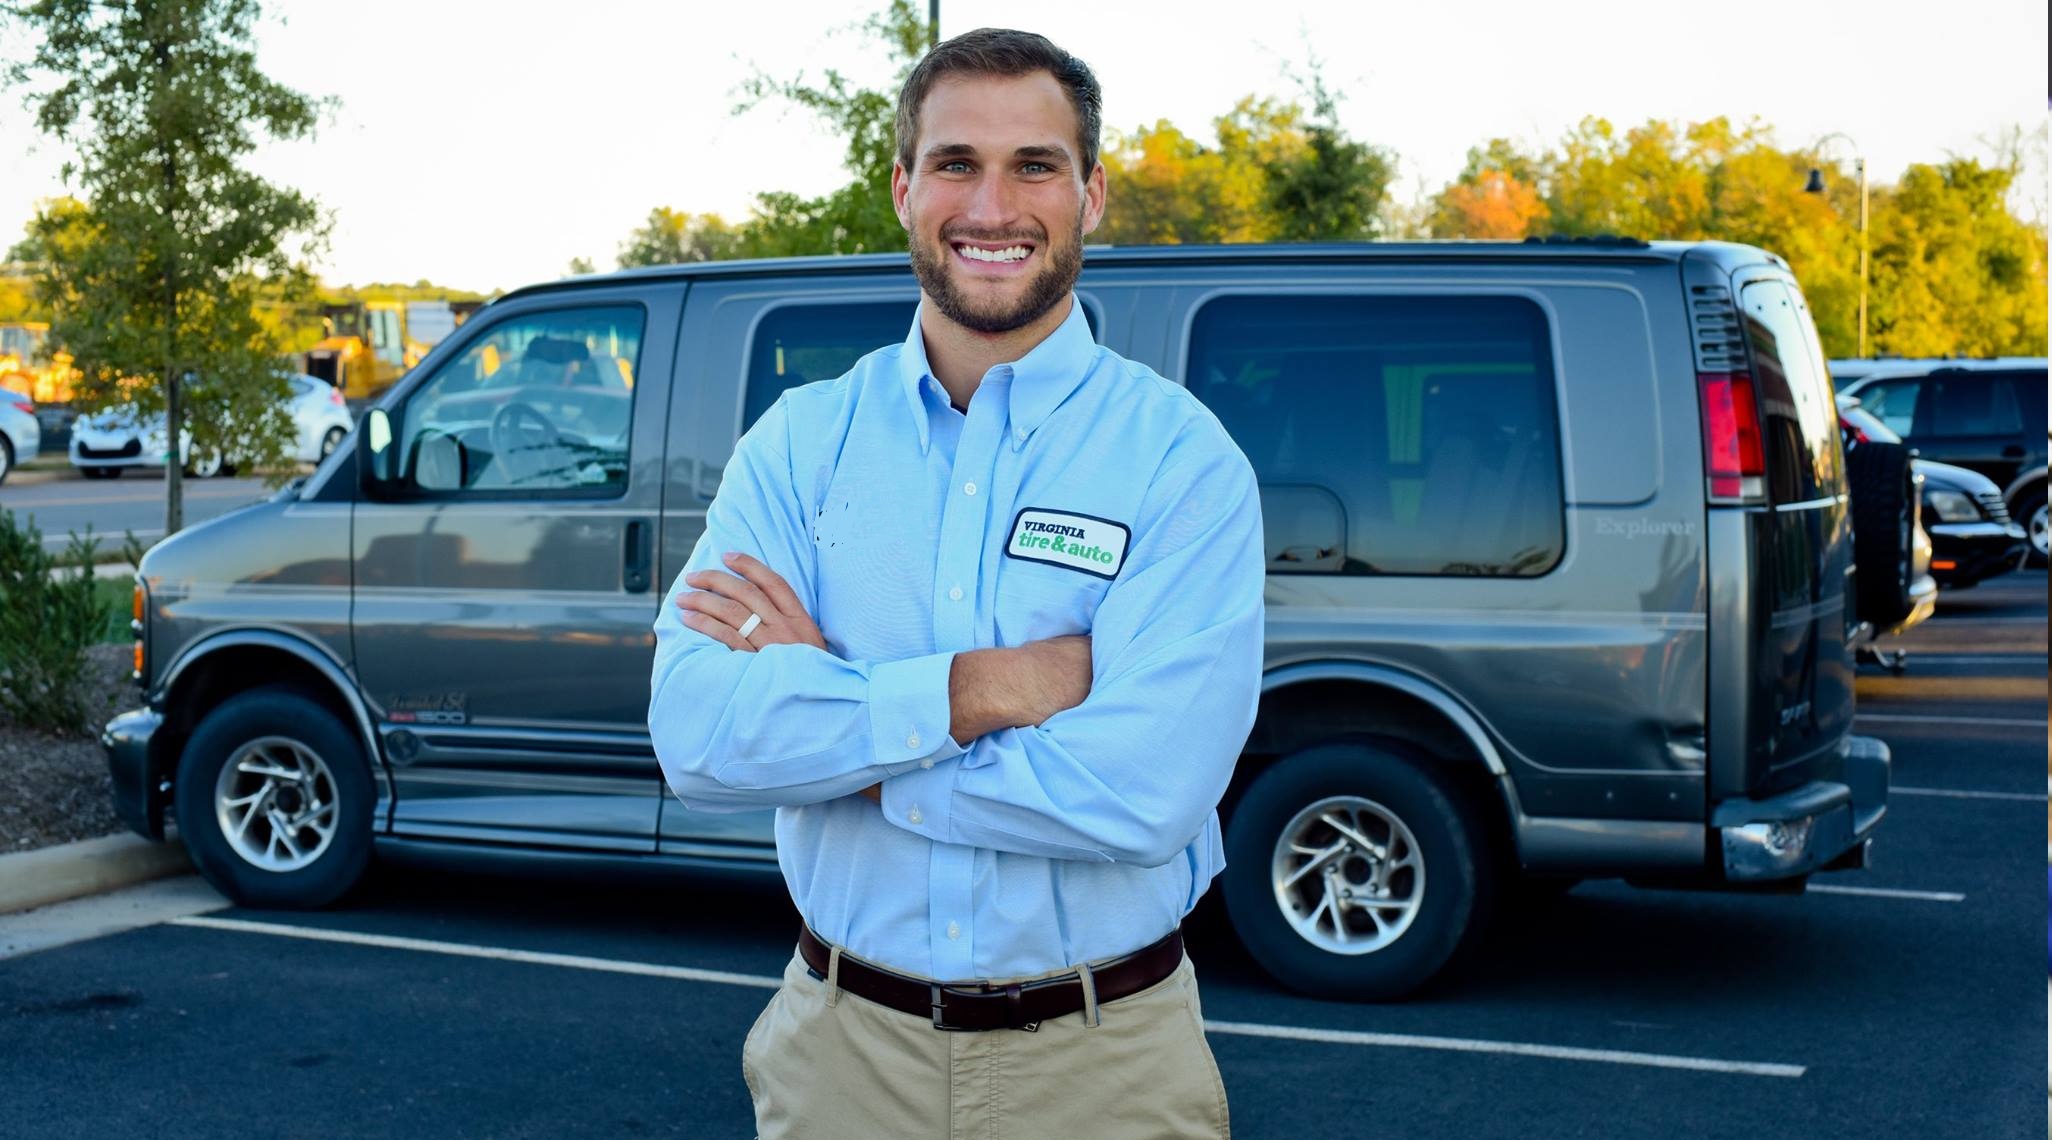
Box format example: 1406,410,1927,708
908,212,1085,335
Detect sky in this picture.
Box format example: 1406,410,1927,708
1,0,2046,294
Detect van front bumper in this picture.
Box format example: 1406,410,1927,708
103,707,169,841
1713,734,1889,881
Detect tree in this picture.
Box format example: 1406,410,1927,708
730,0,927,256
566,255,596,276
4,0,330,533
1259,68,1393,240
616,207,743,267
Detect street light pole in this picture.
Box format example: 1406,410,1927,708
929,0,939,47
1806,133,1869,358
1856,157,1869,358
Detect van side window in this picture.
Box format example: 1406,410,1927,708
396,305,643,497
743,302,917,434
1739,282,1842,504
1187,294,1564,577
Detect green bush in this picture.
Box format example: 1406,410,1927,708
0,510,105,735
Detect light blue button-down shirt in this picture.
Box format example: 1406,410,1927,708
649,296,1264,981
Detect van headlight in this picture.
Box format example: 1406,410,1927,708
1924,489,1981,522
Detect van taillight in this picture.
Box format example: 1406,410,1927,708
1699,371,1765,501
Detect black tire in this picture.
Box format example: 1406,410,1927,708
0,436,12,485
81,465,121,479
173,685,374,909
2012,482,2048,568
1222,740,1493,1001
1847,442,1918,626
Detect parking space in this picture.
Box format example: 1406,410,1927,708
3,573,2043,1139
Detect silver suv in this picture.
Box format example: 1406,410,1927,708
106,240,1889,998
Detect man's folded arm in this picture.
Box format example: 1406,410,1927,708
648,398,964,813
881,435,1265,866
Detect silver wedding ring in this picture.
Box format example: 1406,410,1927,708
736,612,764,640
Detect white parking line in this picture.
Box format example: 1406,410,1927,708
167,915,1807,1079
1807,885,1965,903
169,915,782,989
1854,713,2048,727
1201,1020,1804,1078
1893,785,2046,802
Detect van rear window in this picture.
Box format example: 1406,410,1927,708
1187,294,1563,577
1738,281,1842,505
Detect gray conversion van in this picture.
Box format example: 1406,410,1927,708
105,240,1889,999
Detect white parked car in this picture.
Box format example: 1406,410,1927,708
69,373,353,479
0,389,41,485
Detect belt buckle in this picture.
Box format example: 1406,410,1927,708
930,983,974,1032
929,983,1039,1032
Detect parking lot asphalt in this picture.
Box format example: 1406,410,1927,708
3,572,2044,1140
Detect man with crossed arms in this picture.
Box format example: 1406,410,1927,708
650,27,1263,1140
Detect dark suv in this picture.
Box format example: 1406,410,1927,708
106,241,1889,999
1837,359,2050,565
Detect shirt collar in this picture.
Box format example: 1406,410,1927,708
896,295,1098,455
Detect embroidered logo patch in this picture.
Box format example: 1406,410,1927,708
1005,508,1130,580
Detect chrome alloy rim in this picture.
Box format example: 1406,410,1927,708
1270,795,1423,955
2031,502,2048,558
212,735,340,872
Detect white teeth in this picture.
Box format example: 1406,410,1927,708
957,245,1028,263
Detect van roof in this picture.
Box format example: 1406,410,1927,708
502,239,1785,304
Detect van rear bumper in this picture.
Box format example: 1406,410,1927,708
1713,734,1889,881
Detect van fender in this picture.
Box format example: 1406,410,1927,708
1259,658,1509,776
157,627,386,796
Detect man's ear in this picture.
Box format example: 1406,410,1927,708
892,161,912,231
1080,161,1107,237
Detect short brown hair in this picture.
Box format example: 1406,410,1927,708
895,28,1103,177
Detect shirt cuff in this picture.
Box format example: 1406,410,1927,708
881,761,955,843
868,650,965,770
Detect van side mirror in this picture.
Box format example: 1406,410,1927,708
360,407,397,494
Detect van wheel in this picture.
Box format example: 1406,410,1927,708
1223,740,1491,1001
173,686,373,909
2014,483,2047,567
1847,442,1918,625
0,437,12,485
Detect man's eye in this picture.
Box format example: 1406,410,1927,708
941,161,971,173
1022,163,1053,175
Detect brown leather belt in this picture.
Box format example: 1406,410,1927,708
798,925,1183,1032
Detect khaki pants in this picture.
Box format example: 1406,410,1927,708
741,944,1230,1139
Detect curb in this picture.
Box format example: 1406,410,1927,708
0,832,192,915
3,464,75,487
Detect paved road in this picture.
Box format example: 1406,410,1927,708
0,470,280,552
3,574,2044,1139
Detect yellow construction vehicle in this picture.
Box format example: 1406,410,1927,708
302,299,477,402
0,322,81,404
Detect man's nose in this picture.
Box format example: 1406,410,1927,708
961,171,1019,230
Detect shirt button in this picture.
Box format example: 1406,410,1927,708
946,921,961,941
906,731,921,750
920,758,934,769
908,805,924,825
962,482,977,496
948,585,964,602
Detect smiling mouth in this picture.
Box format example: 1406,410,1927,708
950,239,1035,266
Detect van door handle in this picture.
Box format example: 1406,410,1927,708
623,519,652,594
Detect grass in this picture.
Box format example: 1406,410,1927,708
88,576,135,644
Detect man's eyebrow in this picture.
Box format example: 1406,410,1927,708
921,142,1075,163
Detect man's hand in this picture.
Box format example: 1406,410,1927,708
675,552,827,653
